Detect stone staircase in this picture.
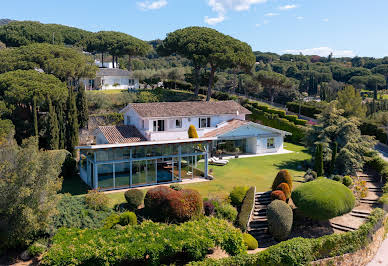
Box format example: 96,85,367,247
248,191,272,241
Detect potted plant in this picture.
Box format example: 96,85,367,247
234,147,240,158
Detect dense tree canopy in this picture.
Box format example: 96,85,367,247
0,43,97,82
336,85,367,118
255,70,296,103
158,27,256,100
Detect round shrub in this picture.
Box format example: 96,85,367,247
276,183,291,199
103,213,121,229
170,184,182,191
124,189,144,210
28,242,46,257
332,175,343,182
214,202,238,223
243,233,258,250
271,190,286,202
303,169,317,182
272,170,293,191
267,200,293,241
119,211,137,226
342,176,353,187
291,178,355,220
204,200,215,216
84,190,110,210
229,186,249,207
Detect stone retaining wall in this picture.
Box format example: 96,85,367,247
311,218,387,266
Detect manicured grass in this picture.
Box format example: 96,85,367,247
105,143,310,208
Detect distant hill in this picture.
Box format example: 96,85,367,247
0,18,14,26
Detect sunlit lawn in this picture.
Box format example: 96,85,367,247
104,142,311,208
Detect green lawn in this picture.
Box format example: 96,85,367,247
105,142,311,207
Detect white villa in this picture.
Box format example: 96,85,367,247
76,101,290,191
82,68,139,91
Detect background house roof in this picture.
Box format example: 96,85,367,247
97,68,132,77
120,100,252,118
97,125,146,144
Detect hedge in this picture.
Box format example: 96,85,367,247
229,186,249,208
42,217,246,266
360,122,388,144
188,208,385,266
286,102,322,118
365,155,388,205
163,79,193,91
236,186,255,232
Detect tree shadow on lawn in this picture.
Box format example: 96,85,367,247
60,174,89,196
274,159,309,172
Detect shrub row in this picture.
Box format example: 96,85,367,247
236,186,255,232
251,102,307,126
286,101,322,118
163,79,193,91
42,217,246,266
360,122,388,144
245,104,307,144
188,208,385,266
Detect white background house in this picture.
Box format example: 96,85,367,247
82,68,139,91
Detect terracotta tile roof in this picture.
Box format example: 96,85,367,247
203,119,250,137
97,125,146,144
120,100,251,118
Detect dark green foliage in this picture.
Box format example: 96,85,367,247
84,190,110,211
203,200,215,216
272,169,293,191
342,176,353,187
32,96,38,137
27,242,47,257
229,186,249,208
365,155,388,181
330,142,338,174
103,213,121,229
360,121,388,144
169,184,183,191
276,183,291,199
270,190,286,201
66,89,79,157
50,194,113,232
292,178,355,220
332,175,343,182
314,143,324,176
124,189,144,210
303,169,318,182
286,102,322,118
56,103,66,149
76,89,88,129
237,187,255,232
190,209,385,266
42,217,246,265
163,79,193,91
267,200,293,241
119,211,137,226
60,151,77,178
213,201,238,223
243,233,258,250
46,97,59,150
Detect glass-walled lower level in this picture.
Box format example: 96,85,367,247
79,141,209,191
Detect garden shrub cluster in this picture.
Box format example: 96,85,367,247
41,217,246,265
144,186,203,223
242,233,258,250
304,169,318,182
286,101,322,118
49,194,113,232
250,102,307,126
342,176,353,187
124,189,144,210
270,190,286,201
84,190,110,210
267,200,293,241
276,183,291,199
189,208,385,266
119,211,137,226
292,178,355,220
213,201,238,223
203,200,215,216
229,186,249,208
236,186,255,231
272,170,293,191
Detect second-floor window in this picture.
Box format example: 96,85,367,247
199,117,211,128
175,119,182,128
153,120,165,132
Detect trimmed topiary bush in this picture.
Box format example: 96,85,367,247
276,183,291,199
243,233,258,250
124,189,144,210
103,213,121,229
204,200,215,216
229,186,249,208
214,202,238,223
332,175,343,182
272,170,293,191
267,200,293,241
119,211,137,226
271,190,286,202
237,187,255,231
292,178,355,220
342,176,353,187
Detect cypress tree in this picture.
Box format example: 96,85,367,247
47,97,59,150
76,88,89,129
57,102,66,149
314,143,324,177
330,142,338,174
66,88,79,157
32,96,38,137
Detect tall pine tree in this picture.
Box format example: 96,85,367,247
66,88,79,157
57,102,66,149
46,97,59,150
330,142,338,174
76,88,88,129
32,96,38,137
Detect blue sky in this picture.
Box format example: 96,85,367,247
1,0,387,57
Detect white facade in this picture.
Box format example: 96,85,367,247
100,75,139,90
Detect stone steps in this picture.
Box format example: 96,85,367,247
330,222,357,232
248,191,272,243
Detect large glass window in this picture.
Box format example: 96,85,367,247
199,117,211,128
132,160,157,186
175,119,182,128
115,162,130,188
153,120,165,132
97,164,114,189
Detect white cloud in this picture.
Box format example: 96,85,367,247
282,47,355,57
296,16,304,20
279,4,297,10
265,12,279,17
137,0,167,10
322,18,329,22
205,0,267,25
